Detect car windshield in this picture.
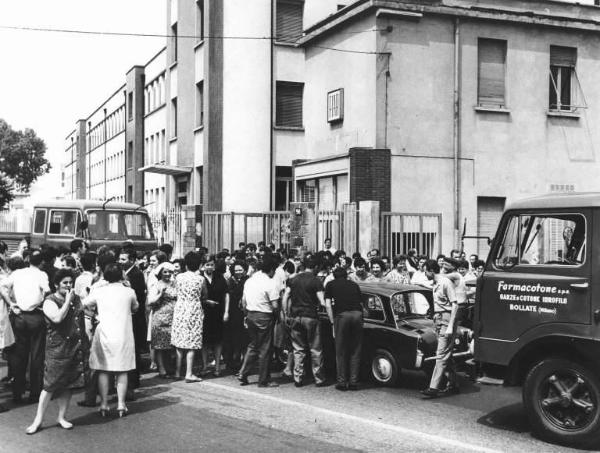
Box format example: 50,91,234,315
86,210,154,241
390,292,430,319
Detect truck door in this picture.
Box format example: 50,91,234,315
477,210,591,353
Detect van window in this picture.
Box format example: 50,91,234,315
495,213,586,267
48,210,79,236
362,294,385,321
33,210,46,234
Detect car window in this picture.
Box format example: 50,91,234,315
495,213,586,267
362,294,385,322
391,293,430,318
48,210,79,236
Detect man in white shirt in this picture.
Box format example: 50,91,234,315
238,255,280,388
0,250,50,403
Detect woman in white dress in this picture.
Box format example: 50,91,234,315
84,263,138,417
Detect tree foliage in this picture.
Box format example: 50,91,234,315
0,119,51,209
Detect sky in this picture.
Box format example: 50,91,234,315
0,0,166,202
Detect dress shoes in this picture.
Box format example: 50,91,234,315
335,383,348,391
258,382,279,388
420,387,441,398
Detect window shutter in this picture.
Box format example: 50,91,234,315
276,1,303,43
550,46,576,67
478,39,506,107
276,83,303,128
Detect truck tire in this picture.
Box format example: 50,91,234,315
370,348,399,386
523,357,600,448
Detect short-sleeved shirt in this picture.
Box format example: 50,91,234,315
243,272,279,313
433,276,457,312
3,266,50,311
287,271,324,319
324,278,363,315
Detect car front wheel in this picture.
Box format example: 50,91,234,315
370,349,399,386
523,357,600,448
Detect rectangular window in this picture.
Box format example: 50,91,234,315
494,213,586,267
127,141,133,169
48,210,79,236
297,180,315,203
196,81,204,128
33,209,46,234
170,98,178,138
276,0,303,43
196,0,204,42
327,88,344,123
549,45,577,111
128,92,133,121
478,38,507,108
170,23,178,63
276,82,303,128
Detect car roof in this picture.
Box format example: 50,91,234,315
33,199,146,212
506,192,600,211
357,282,431,298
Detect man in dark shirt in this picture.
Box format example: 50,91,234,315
282,257,326,387
324,267,364,391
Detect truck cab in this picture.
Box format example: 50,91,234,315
475,192,600,448
30,199,157,251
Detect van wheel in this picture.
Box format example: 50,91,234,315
370,349,399,386
523,358,600,448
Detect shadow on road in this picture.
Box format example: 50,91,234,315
71,392,181,427
477,402,529,433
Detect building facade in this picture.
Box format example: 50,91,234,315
297,0,600,256
63,0,600,256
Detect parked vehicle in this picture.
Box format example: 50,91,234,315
27,199,157,251
474,192,600,448
317,282,473,387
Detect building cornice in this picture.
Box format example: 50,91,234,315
299,0,600,47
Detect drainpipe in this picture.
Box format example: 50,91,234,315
269,0,275,211
453,18,461,246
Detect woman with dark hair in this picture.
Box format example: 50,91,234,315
224,261,249,371
200,258,229,377
25,269,89,434
147,262,177,378
84,263,138,417
172,251,207,382
172,258,186,275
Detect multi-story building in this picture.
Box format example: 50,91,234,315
295,0,600,256
63,0,600,256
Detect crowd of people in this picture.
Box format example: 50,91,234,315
0,236,486,433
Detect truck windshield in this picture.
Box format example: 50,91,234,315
86,210,154,241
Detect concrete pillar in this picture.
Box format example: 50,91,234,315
359,201,380,256
289,202,316,255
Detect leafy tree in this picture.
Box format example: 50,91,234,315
0,119,51,209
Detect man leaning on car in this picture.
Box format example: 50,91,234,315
324,267,364,391
421,258,461,399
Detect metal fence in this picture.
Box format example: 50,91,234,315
202,211,291,252
317,203,359,253
149,207,184,254
380,213,442,258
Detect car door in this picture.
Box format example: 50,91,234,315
477,209,591,354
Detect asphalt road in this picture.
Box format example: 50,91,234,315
1,364,593,453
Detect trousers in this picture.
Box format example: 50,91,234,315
334,310,363,385
9,310,46,399
429,308,464,390
239,311,274,385
290,316,324,385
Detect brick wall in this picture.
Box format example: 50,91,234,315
349,147,390,212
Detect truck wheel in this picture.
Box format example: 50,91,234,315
371,349,399,386
523,357,600,448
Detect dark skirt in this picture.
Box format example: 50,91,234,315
43,339,87,396
202,305,224,345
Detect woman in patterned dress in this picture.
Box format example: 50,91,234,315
147,262,177,378
171,251,207,382
26,269,89,434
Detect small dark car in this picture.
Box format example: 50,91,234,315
319,282,472,386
